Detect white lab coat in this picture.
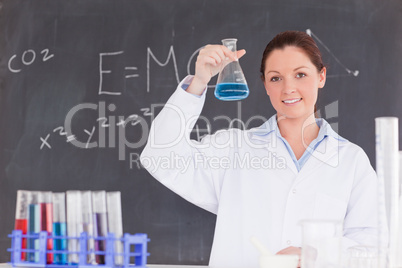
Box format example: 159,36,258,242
140,76,382,267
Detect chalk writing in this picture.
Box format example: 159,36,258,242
306,29,359,78
83,127,96,149
40,134,51,150
8,48,54,73
140,108,152,117
99,51,123,95
36,46,264,164
147,46,180,92
125,67,139,78
40,100,153,160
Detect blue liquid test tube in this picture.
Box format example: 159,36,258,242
52,192,67,264
27,192,40,263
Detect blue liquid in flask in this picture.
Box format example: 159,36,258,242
215,83,249,101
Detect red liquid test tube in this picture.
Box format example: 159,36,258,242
39,192,53,264
15,190,30,261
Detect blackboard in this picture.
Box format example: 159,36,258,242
0,0,401,264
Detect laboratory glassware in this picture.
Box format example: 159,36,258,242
215,38,249,101
92,191,108,264
300,219,342,268
375,117,399,268
82,191,96,264
52,192,67,264
346,245,379,268
40,191,53,263
15,190,31,260
27,191,40,262
106,191,123,265
66,191,83,264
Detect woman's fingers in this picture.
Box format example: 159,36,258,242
199,46,226,65
237,49,246,60
198,54,220,66
276,246,301,268
186,44,246,95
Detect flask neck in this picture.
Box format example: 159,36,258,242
221,38,238,54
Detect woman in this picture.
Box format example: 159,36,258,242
140,31,380,267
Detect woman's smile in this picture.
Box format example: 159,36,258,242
282,98,302,105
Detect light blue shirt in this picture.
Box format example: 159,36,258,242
262,115,347,172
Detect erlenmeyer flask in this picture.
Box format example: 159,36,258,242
215,38,249,101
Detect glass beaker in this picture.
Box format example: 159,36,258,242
215,38,249,101
300,220,342,268
346,245,379,268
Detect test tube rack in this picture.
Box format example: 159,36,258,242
8,230,150,268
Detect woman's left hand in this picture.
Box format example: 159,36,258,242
276,246,301,268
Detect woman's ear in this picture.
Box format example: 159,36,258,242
318,67,327,88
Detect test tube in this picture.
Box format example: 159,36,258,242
66,191,83,264
397,151,402,267
82,191,95,264
92,191,108,264
14,190,31,261
375,117,399,267
106,191,123,265
52,193,67,264
40,191,53,263
27,191,40,262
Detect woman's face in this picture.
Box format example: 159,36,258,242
263,46,326,121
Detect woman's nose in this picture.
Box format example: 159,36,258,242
282,80,297,94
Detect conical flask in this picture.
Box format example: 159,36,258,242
215,38,249,101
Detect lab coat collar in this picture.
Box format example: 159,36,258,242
248,115,347,143
248,115,348,174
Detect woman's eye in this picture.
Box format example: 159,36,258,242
296,73,306,78
270,77,280,82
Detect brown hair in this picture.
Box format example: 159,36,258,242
260,31,325,81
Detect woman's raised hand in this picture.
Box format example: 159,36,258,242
186,44,246,96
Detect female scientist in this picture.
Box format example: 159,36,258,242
140,31,380,267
